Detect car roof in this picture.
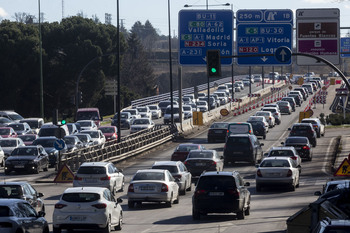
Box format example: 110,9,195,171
152,161,180,166
262,156,291,161
270,147,296,151
0,199,28,205
136,169,166,173
80,162,110,167
200,171,236,177
0,181,29,186
63,187,107,194
227,134,252,138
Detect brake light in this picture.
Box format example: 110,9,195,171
100,176,111,181
269,117,272,119
184,161,188,165
291,156,297,160
211,161,217,166
74,176,82,181
194,189,206,197
227,189,240,197
92,203,107,209
286,169,292,177
55,203,67,209
302,146,310,150
173,174,182,179
128,184,134,192
257,169,262,177
161,183,168,192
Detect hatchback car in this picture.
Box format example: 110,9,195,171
264,147,302,169
247,116,269,133
5,145,49,174
288,123,317,147
227,122,254,137
0,181,45,213
249,121,268,139
224,134,264,165
276,101,292,114
281,97,296,112
261,107,281,125
282,136,313,161
288,94,302,107
256,157,300,192
152,161,192,195
192,171,251,220
171,143,206,162
127,169,180,208
184,149,223,177
53,187,123,233
0,199,48,233
207,122,229,142
98,126,118,141
73,162,124,195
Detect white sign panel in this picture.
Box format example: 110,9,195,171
296,8,340,65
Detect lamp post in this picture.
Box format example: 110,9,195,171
38,0,44,118
168,0,174,124
116,0,121,142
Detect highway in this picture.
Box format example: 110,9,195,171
0,82,344,233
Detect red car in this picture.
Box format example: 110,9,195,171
98,126,118,141
171,144,206,162
18,134,39,146
0,127,17,138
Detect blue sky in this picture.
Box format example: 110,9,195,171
1,0,350,36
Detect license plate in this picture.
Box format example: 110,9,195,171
70,216,86,221
14,165,24,168
141,185,155,191
268,173,280,176
195,163,206,166
214,130,222,133
84,178,97,183
209,192,224,196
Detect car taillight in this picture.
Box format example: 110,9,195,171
100,176,111,181
211,161,217,166
128,184,135,193
92,203,107,209
173,174,182,179
184,161,188,165
291,156,297,160
287,169,292,177
269,117,272,119
74,176,82,181
257,169,262,177
302,146,310,150
194,189,206,197
55,203,67,209
227,189,240,197
161,183,168,192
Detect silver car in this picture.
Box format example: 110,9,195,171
79,130,106,148
152,161,192,195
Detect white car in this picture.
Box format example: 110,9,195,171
130,118,155,134
263,147,302,169
196,101,208,112
235,81,244,90
80,130,106,147
53,187,123,233
137,106,152,119
0,138,25,159
127,169,180,208
122,108,141,121
255,111,275,128
73,162,124,194
183,105,193,119
163,105,184,124
214,91,228,105
247,116,269,133
254,75,263,82
76,120,97,131
0,145,5,166
255,157,300,192
148,105,162,119
261,107,282,125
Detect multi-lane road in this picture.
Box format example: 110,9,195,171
1,82,344,233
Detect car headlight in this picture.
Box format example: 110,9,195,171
28,161,35,165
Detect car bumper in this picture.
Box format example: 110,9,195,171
127,192,171,203
53,214,108,229
193,199,240,213
256,177,294,186
5,163,38,173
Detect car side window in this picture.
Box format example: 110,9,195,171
103,190,111,201
13,205,26,218
108,165,114,174
178,164,184,172
26,184,36,196
180,163,187,172
22,185,31,196
18,202,37,217
237,175,244,186
166,171,174,181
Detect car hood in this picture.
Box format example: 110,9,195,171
7,155,37,161
44,147,57,153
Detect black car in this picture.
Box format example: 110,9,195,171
283,136,313,161
32,136,67,168
0,181,45,213
281,97,296,111
223,134,264,165
288,94,302,107
248,121,267,139
5,145,49,174
207,122,229,142
184,149,223,177
192,171,251,220
294,87,308,100
288,123,317,147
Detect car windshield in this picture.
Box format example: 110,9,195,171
22,121,39,128
78,121,92,127
133,119,150,125
148,106,157,110
0,185,22,198
176,145,199,152
278,102,289,106
158,102,171,108
188,152,214,159
75,135,88,143
248,117,263,122
269,150,294,157
11,148,38,156
301,120,316,125
249,121,264,127
8,114,23,121
197,101,206,106
152,165,178,173
99,127,115,133
32,139,55,147
62,193,100,202
0,129,10,135
285,137,308,144
64,137,76,145
210,123,228,129
78,166,106,174
76,111,99,120
183,106,191,111
197,176,236,190
133,172,165,181
18,135,36,142
9,124,24,130
83,131,99,138
0,140,17,147
256,112,269,116
165,108,179,114
137,108,147,112
260,160,290,167
123,110,136,115
228,124,249,133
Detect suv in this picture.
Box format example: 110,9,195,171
301,118,325,138
312,217,350,233
192,171,251,220
288,123,317,147
73,162,125,194
224,134,264,165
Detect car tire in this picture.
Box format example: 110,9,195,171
186,183,192,191
192,208,200,220
244,206,250,216
317,133,321,138
102,218,111,233
128,201,135,209
115,212,123,231
236,210,245,220
53,227,61,233
119,179,125,192
263,134,266,139
256,184,262,192
289,184,296,192
43,164,48,172
180,185,186,195
174,192,180,204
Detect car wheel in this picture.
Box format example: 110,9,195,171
180,184,186,195
263,134,266,139
53,227,61,233
102,218,111,233
43,226,50,233
0,158,3,167
236,210,245,220
186,183,192,191
256,184,262,192
128,201,135,209
317,133,321,138
43,163,48,172
192,208,200,220
289,184,296,191
244,206,250,216
34,166,40,174
119,179,125,192
174,192,180,204
115,212,123,231
166,194,173,207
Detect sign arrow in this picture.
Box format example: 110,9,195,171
261,56,268,62
279,49,287,61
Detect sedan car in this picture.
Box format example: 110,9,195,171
0,199,48,233
127,169,180,208
53,187,123,233
171,143,206,162
184,149,223,177
255,111,275,128
288,123,317,147
282,136,313,161
98,126,118,141
148,105,162,119
73,162,124,194
130,118,155,134
207,122,229,143
76,120,98,131
0,127,17,138
264,146,302,170
32,136,67,167
8,122,32,135
261,107,281,125
79,130,106,148
63,135,84,152
152,161,192,195
0,181,45,213
5,145,49,174
0,137,25,159
255,157,300,192
276,101,292,115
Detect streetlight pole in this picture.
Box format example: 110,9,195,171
38,0,44,118
168,0,174,124
116,0,121,142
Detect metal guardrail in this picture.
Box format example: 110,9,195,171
61,124,178,171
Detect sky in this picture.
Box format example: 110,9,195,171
1,0,350,36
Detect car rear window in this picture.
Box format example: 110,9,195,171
133,172,165,181
293,125,311,130
188,152,214,159
0,206,10,217
210,123,228,129
260,160,290,167
228,124,249,134
177,145,199,152
62,193,100,202
152,165,178,173
285,138,308,144
77,167,106,175
226,137,250,146
197,176,236,190
269,150,294,157
0,185,22,198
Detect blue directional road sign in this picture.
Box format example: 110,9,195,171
341,38,350,58
54,139,66,151
236,9,293,66
178,10,233,66
275,46,292,63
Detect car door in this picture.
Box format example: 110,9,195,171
104,189,120,226
38,147,48,169
23,184,39,213
180,162,191,189
166,170,178,200
111,164,123,191
18,202,45,233
236,175,248,208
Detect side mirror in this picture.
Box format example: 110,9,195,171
263,153,268,157
260,143,264,147
38,211,46,217
37,192,44,198
244,182,250,187
314,191,322,196
287,128,291,131
116,198,123,204
281,142,285,145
